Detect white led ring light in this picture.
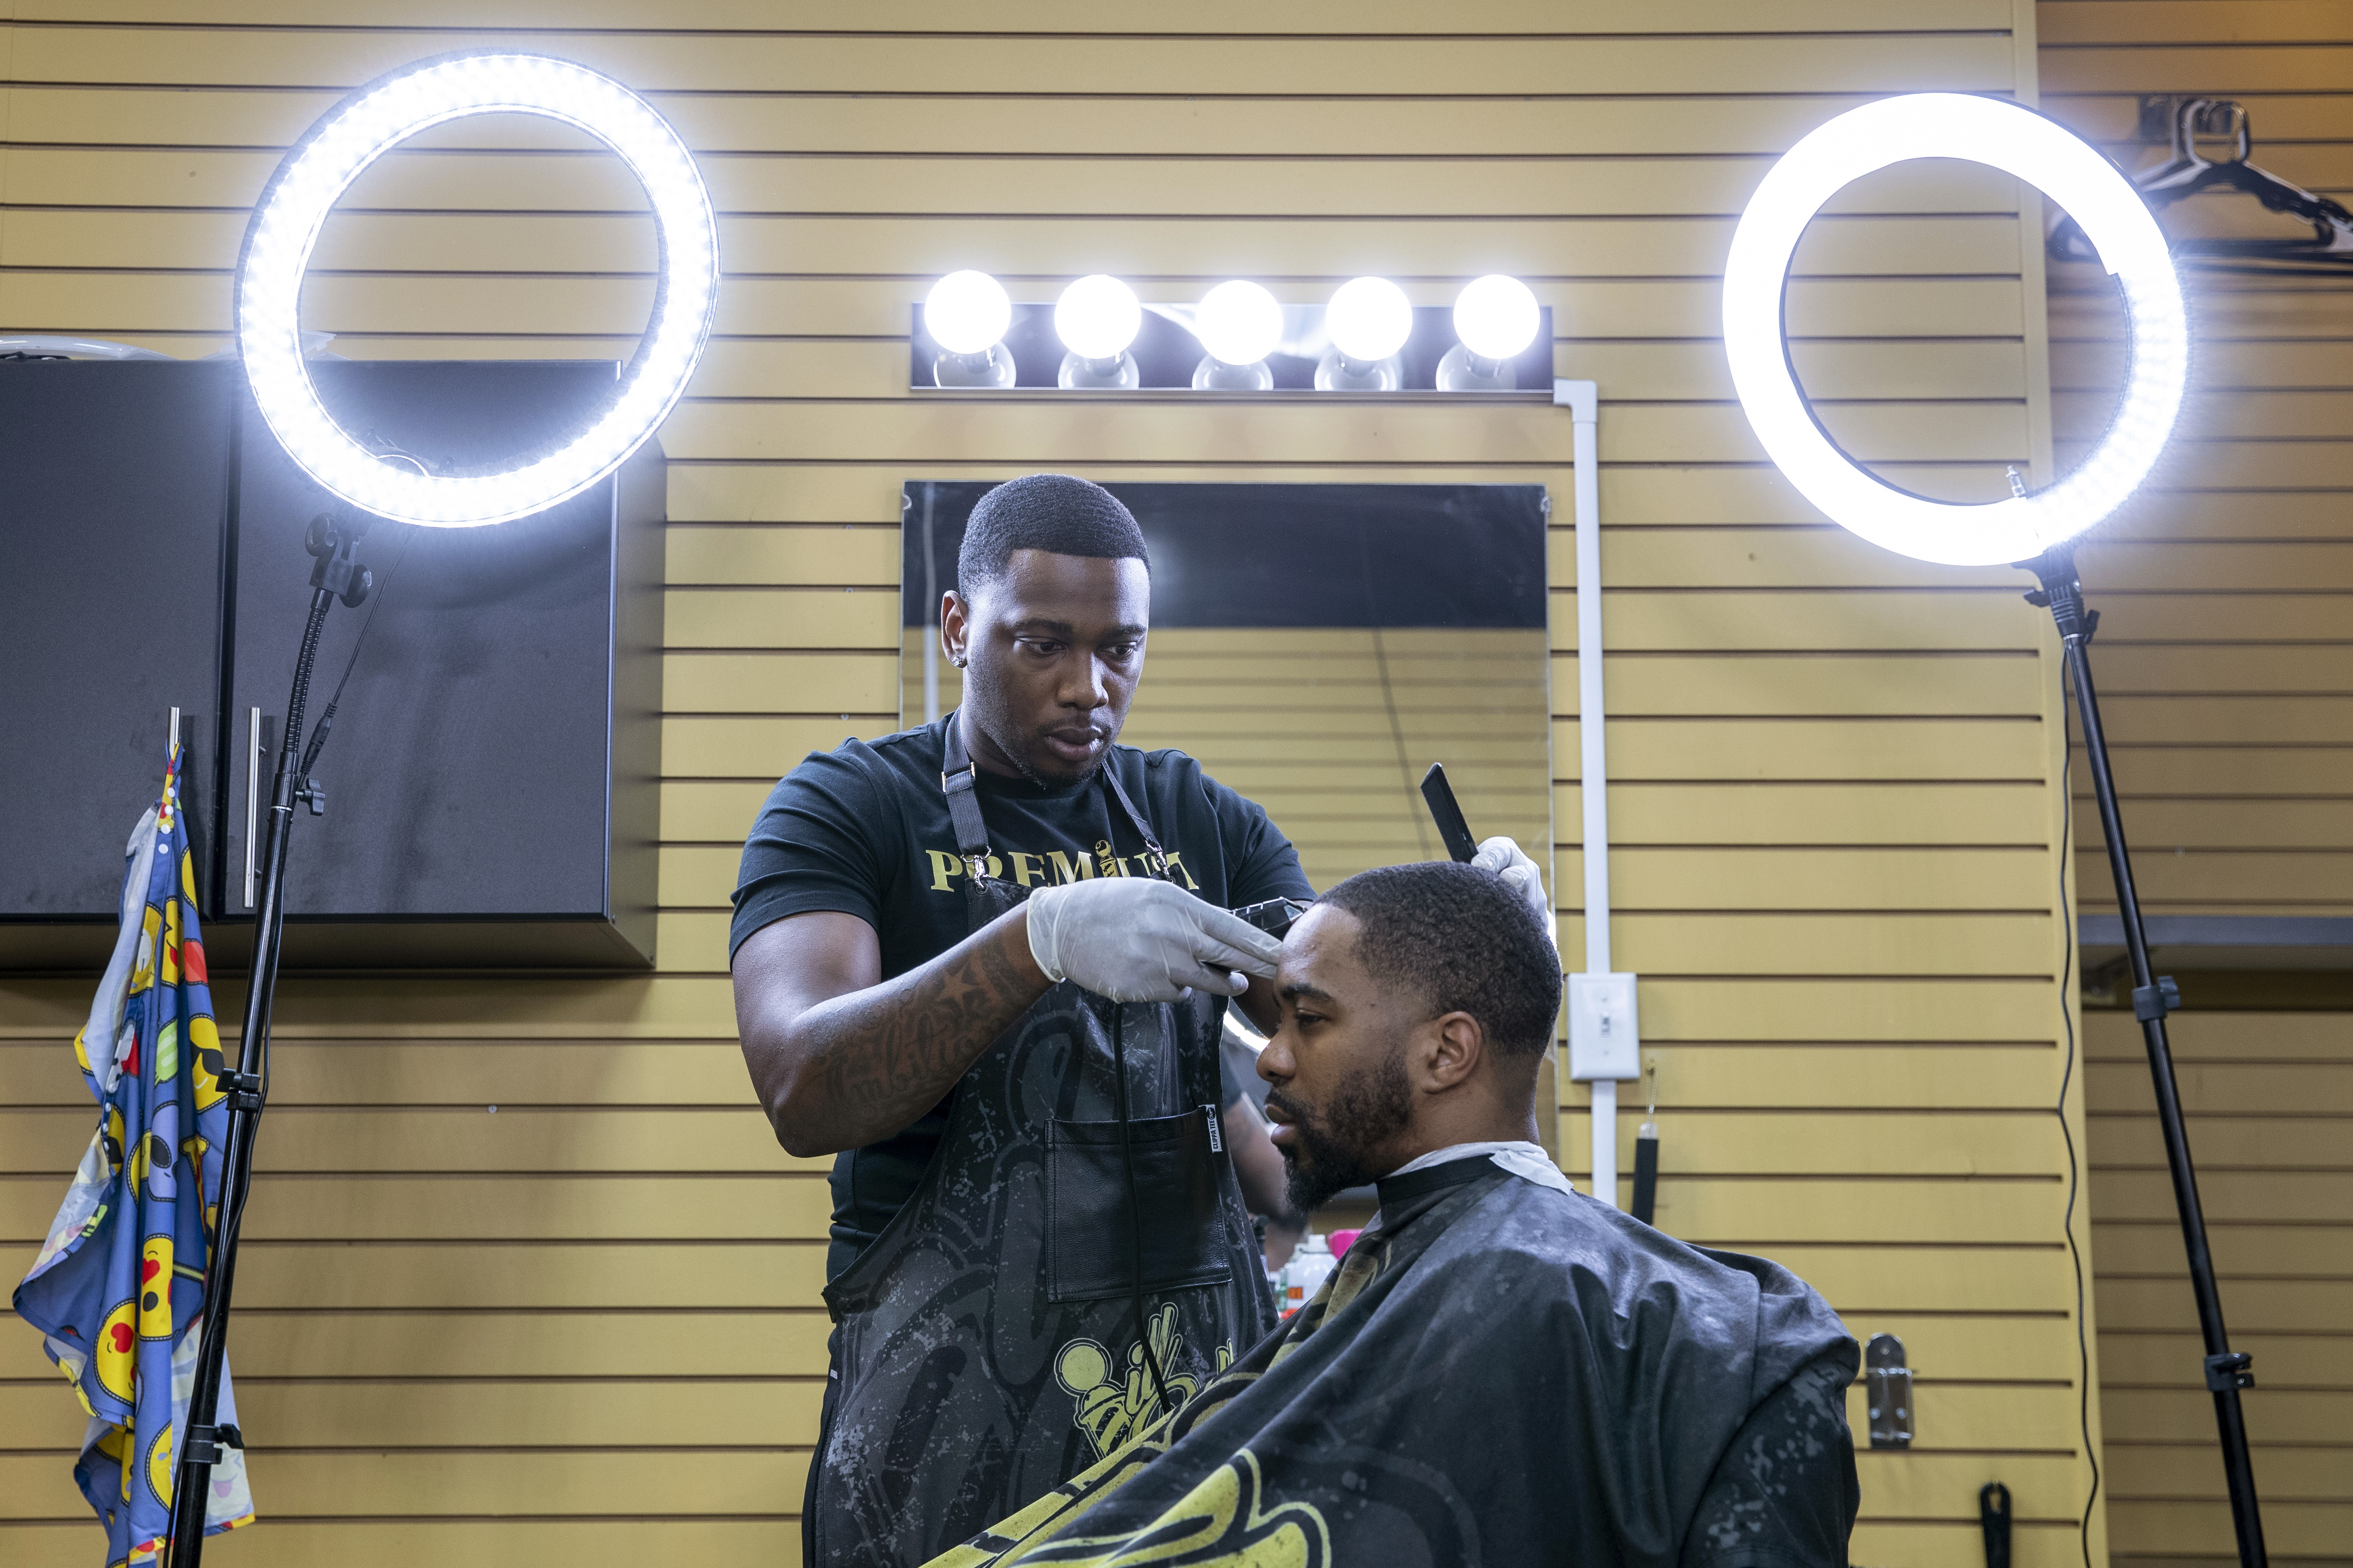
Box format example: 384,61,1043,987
1723,93,2186,566
236,53,719,527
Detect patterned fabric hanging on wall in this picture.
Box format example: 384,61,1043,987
14,741,256,1563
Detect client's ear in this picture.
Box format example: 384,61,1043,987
1415,1011,1486,1094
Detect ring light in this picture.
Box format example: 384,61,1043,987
1723,93,2186,565
236,52,719,528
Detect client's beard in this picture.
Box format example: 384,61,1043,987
1266,1047,1413,1215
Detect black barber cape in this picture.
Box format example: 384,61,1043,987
929,1154,1860,1568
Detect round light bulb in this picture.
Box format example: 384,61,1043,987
924,270,1012,356
1054,274,1141,361
1196,279,1283,367
1723,93,2186,566
1453,274,1539,361
236,51,719,529
1325,276,1413,363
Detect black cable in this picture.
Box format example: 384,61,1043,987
300,525,412,778
1112,1003,1173,1415
244,587,332,1168
248,590,330,1155
2057,672,2101,1568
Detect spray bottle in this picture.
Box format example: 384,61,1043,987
1279,1232,1337,1319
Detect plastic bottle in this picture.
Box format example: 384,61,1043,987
1280,1231,1336,1319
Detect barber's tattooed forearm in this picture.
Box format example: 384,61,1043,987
811,929,1036,1123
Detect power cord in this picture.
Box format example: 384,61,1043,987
297,444,426,776
299,524,412,778
2057,672,2101,1568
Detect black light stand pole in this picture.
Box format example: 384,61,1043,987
167,516,372,1566
2022,543,2268,1568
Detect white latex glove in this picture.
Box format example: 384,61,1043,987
1472,835,1555,941
1026,878,1283,1003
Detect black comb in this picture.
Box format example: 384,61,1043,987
1419,763,1479,864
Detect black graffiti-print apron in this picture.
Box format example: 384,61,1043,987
806,724,1277,1568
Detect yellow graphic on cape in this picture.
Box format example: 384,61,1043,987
1056,1305,1234,1461
933,1449,1328,1568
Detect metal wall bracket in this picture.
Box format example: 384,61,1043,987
1865,1332,1913,1449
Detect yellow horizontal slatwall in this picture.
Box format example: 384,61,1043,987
2041,4,2353,1565
2042,9,2353,929
2081,1011,2353,1568
0,4,2101,1565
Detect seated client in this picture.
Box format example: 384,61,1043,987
932,859,1860,1568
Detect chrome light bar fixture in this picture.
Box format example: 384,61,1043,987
911,271,1552,393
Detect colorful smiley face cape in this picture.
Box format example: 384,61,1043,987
14,744,255,1564
926,1155,1861,1568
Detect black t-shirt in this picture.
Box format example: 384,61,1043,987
730,714,1313,1279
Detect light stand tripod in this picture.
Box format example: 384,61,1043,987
166,514,373,1565
2021,543,2268,1568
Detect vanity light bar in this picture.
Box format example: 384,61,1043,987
910,273,1553,393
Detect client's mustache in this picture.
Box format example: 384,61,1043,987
1263,1087,1311,1144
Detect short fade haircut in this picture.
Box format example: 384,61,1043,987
957,473,1150,598
1320,860,1563,1057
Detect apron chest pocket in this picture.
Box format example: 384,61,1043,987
1045,1108,1234,1304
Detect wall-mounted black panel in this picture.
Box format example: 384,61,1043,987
220,361,662,970
0,359,663,973
0,361,234,958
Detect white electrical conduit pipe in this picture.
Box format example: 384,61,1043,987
1556,379,1622,1206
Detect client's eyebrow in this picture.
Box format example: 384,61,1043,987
1279,982,1336,1008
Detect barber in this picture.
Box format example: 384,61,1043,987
730,475,1315,1568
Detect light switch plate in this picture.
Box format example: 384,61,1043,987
1568,971,1640,1081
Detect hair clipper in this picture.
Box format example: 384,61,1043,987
1231,896,1313,940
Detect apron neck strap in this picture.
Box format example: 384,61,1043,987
1100,760,1170,880
940,715,992,880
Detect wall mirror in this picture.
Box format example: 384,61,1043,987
900,480,1558,1157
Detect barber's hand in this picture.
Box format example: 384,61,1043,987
1026,878,1283,1003
1472,835,1555,938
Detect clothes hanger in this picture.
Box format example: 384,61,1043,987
2049,97,2353,275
